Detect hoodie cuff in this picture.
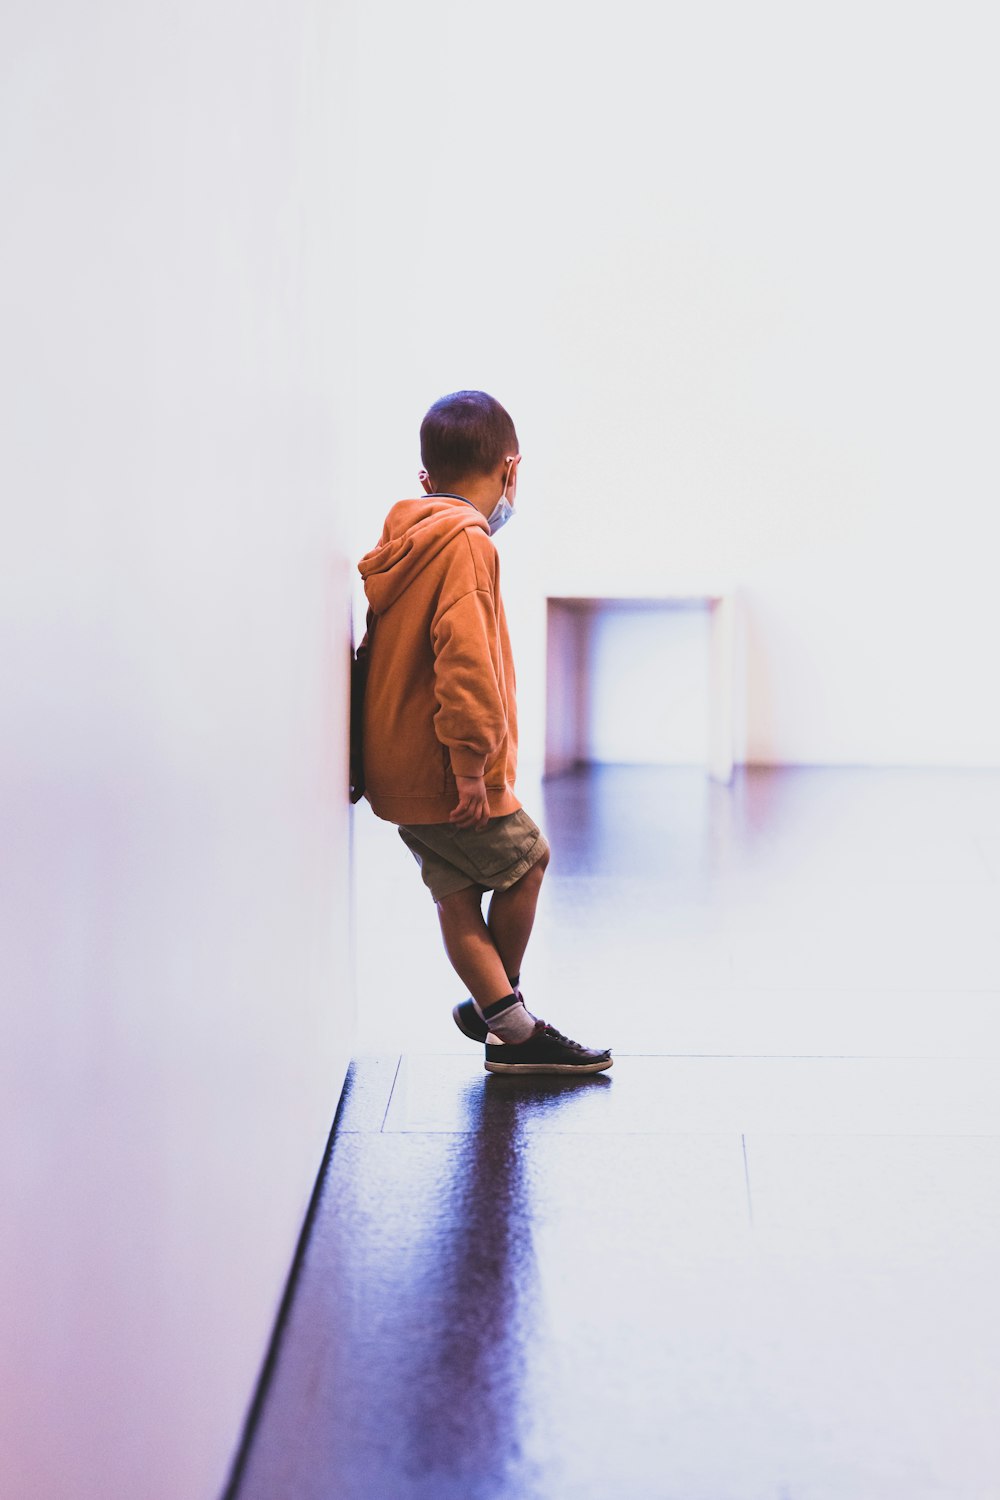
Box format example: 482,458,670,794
450,748,488,779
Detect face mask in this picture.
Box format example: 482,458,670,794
486,496,514,535
487,458,517,536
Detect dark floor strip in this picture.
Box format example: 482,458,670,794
219,1067,354,1500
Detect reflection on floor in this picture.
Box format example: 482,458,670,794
234,767,1000,1500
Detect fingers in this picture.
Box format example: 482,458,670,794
449,792,474,828
449,790,490,830
450,774,490,829
452,806,488,830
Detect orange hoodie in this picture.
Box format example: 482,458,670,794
357,496,521,825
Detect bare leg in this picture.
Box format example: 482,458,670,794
486,849,549,983
436,886,512,1009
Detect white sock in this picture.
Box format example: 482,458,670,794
480,992,537,1044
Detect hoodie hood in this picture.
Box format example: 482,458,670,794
358,496,489,614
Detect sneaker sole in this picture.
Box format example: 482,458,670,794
484,1056,613,1075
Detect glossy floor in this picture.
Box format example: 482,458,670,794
234,767,1000,1500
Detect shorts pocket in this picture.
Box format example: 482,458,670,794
451,813,538,882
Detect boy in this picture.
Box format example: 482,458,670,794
358,390,612,1075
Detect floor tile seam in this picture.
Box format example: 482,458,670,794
614,1051,1000,1060
392,1051,1000,1061
378,1055,403,1134
372,1128,716,1137
376,1129,760,1140
376,1127,1000,1140
741,1127,1000,1136
735,1128,1000,1142
741,1132,755,1228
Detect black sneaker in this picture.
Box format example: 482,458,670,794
452,998,489,1043
485,1020,613,1076
452,989,527,1044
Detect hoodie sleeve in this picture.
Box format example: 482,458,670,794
430,586,507,778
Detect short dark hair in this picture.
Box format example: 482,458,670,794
420,390,518,491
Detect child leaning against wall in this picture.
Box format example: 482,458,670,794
356,389,612,1075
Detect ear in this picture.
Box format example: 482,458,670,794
504,454,520,501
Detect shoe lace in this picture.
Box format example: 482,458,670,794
536,1021,588,1051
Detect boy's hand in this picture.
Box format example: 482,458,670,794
451,775,490,831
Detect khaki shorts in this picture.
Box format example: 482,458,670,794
397,809,550,903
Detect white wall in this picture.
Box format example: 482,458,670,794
0,5,354,1498
346,0,1000,770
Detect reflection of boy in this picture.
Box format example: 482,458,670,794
358,390,611,1075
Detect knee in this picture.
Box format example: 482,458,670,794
521,846,550,889
436,884,485,922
